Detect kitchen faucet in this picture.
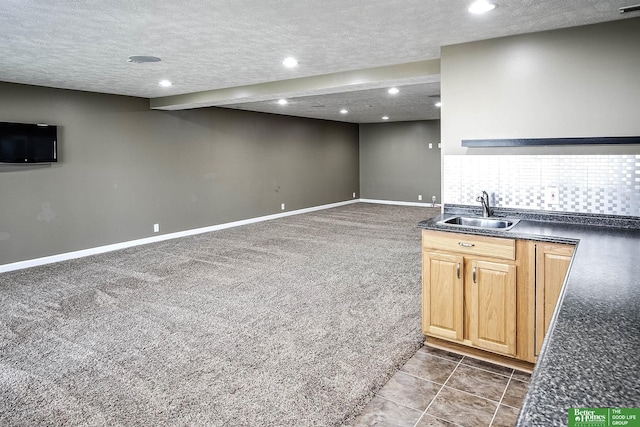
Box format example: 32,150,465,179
476,191,493,217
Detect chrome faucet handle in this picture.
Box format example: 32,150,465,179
477,191,492,217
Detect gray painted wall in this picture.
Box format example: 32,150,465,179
359,121,441,204
441,17,640,156
0,82,359,265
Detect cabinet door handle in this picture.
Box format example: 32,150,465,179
456,263,460,279
472,266,477,283
458,242,475,247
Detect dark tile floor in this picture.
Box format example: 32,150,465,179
349,346,531,427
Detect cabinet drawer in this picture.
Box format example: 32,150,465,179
422,230,515,261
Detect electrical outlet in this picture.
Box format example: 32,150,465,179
428,143,433,149
352,192,356,198
418,194,422,201
545,186,559,207
281,203,285,210
153,224,159,233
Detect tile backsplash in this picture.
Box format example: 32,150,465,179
444,155,640,216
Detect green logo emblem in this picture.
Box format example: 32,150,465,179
568,408,640,427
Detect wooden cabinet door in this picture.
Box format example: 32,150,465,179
422,251,464,342
469,260,517,356
535,244,574,355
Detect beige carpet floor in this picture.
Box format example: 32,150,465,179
0,203,440,426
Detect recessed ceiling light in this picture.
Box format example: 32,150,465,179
382,116,389,120
388,87,399,95
282,57,298,68
340,109,348,114
277,99,288,105
159,80,172,87
435,102,442,108
468,0,497,14
128,55,161,63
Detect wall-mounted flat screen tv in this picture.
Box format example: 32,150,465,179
0,121,58,163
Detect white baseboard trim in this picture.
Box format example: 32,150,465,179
0,199,359,273
360,198,441,208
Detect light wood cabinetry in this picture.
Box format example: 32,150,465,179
535,243,574,355
422,230,534,364
423,231,515,260
468,259,517,356
422,251,463,341
422,229,575,369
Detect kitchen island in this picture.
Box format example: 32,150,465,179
418,206,640,426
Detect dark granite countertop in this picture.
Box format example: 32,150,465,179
418,206,640,426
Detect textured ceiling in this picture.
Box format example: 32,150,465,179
0,0,636,122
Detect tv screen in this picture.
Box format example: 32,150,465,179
0,122,57,163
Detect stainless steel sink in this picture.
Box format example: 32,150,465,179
437,216,520,231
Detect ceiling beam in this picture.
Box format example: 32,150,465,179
150,59,440,111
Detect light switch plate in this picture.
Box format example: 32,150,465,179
545,186,559,206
